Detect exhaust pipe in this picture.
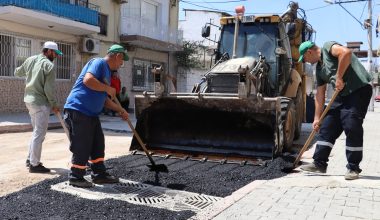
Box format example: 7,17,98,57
232,6,245,59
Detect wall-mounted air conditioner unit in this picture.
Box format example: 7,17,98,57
82,38,100,54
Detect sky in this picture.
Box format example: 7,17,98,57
179,0,380,51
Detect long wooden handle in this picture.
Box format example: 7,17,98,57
113,98,156,165
293,90,340,167
55,112,70,139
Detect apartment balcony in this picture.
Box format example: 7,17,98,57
0,0,99,35
120,15,182,52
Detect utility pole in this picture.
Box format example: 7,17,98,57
367,0,375,111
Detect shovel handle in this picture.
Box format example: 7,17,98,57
112,98,156,166
55,111,70,139
293,90,340,167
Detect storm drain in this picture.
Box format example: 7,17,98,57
51,177,221,212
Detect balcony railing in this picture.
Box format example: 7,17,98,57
121,15,182,45
0,0,98,26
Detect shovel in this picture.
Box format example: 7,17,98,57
113,98,169,173
55,111,70,139
282,89,340,172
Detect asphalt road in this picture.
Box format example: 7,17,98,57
0,154,292,219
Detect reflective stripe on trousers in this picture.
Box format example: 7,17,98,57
313,84,371,172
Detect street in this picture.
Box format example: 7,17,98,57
0,130,130,196
1,103,380,219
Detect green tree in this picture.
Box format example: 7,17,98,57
176,41,204,69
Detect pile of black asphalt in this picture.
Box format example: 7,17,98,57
0,154,293,219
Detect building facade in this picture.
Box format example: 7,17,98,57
0,0,182,112
0,0,117,113
119,0,181,106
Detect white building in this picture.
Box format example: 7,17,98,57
179,9,229,46
177,9,230,92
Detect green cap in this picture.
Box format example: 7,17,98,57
298,41,315,62
107,44,129,61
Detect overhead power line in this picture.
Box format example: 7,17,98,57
181,0,235,13
180,0,277,14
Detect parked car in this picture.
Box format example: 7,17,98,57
375,95,380,102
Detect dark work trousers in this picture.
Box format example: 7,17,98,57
64,109,107,180
313,84,372,172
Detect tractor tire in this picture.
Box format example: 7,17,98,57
280,99,296,152
293,88,303,140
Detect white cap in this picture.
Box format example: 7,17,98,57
43,41,63,56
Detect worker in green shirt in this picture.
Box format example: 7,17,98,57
298,41,373,180
14,41,62,173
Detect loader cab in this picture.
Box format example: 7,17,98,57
217,22,277,63
212,17,292,97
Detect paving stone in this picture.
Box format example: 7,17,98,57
331,199,346,206
208,112,380,220
324,214,354,220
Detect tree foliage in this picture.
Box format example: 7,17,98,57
176,41,204,69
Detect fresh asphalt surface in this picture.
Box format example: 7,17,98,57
0,153,293,219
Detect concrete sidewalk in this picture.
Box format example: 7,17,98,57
194,110,380,220
0,112,136,134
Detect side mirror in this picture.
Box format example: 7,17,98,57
201,25,211,38
285,23,296,39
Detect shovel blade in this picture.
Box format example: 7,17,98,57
147,164,169,173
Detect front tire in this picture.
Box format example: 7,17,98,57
293,88,303,139
280,99,296,152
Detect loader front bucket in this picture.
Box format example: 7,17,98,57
131,94,281,159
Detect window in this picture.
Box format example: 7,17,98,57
0,33,74,79
0,34,31,77
55,43,73,80
98,13,108,36
75,0,88,7
16,38,32,67
141,1,158,25
132,59,164,91
0,34,15,77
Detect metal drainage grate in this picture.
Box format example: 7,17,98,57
128,196,166,204
51,178,222,212
113,182,148,194
184,195,221,210
113,183,168,205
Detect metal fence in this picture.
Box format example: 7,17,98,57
0,33,74,80
121,15,180,45
132,59,163,91
55,42,74,80
0,34,16,77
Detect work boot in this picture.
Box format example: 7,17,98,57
69,178,94,188
29,164,50,173
300,162,326,173
92,172,119,184
345,169,359,180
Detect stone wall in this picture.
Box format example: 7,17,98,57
0,77,73,113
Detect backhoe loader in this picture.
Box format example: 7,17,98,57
131,2,315,162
